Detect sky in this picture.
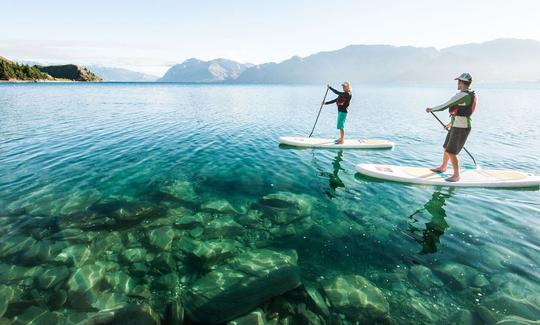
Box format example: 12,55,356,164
2,0,540,76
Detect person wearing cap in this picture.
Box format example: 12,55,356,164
323,82,352,144
426,73,477,182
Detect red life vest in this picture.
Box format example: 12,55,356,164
450,90,476,117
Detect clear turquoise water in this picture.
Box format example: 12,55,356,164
0,83,539,323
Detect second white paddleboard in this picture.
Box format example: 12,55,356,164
279,136,394,149
356,164,540,188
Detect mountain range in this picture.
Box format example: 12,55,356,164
86,65,158,82
158,58,253,82
158,38,540,84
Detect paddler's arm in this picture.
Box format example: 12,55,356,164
328,86,345,96
323,98,338,105
426,93,468,113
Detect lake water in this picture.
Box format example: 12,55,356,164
0,83,539,324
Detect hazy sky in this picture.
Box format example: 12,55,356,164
2,0,539,75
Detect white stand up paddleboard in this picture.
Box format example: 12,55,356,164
279,137,394,149
356,164,540,188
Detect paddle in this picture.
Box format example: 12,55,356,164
430,112,479,168
308,86,330,138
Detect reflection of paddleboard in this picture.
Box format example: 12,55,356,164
356,164,540,188
279,136,394,149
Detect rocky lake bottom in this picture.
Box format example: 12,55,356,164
0,83,539,324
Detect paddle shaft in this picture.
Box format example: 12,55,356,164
430,112,478,167
308,87,330,137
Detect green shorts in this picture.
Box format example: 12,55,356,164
337,112,347,130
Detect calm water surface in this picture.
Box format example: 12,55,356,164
0,83,539,324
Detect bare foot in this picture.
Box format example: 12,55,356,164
430,167,446,173
446,175,460,182
335,139,344,144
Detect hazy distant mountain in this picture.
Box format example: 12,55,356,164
158,58,253,82
87,65,158,82
234,38,540,84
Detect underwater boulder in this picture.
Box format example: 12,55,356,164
174,213,208,229
254,192,314,225
228,309,266,325
0,234,36,258
183,249,301,324
67,264,106,311
408,265,444,291
433,262,482,290
120,247,148,264
37,265,70,289
147,226,175,251
78,304,160,325
483,292,540,322
159,180,199,204
178,237,239,266
202,199,240,214
0,285,16,317
321,274,390,323
11,306,64,324
203,215,244,239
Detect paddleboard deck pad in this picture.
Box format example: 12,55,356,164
356,164,540,188
279,137,394,149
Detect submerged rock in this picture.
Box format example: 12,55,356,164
408,265,444,291
204,215,244,238
175,213,207,229
67,264,106,311
17,239,63,265
151,252,177,274
45,289,68,309
160,180,198,204
152,273,179,291
55,244,92,267
78,304,160,325
0,263,42,283
104,271,137,296
433,262,481,290
179,237,239,265
0,285,15,317
296,303,324,325
228,309,265,325
147,226,175,251
322,274,390,323
304,283,330,317
166,299,185,325
183,249,301,324
0,234,36,258
483,292,540,322
121,247,148,264
202,199,240,214
11,306,64,324
37,265,70,289
495,315,540,325
447,309,474,325
255,192,314,225
91,291,127,310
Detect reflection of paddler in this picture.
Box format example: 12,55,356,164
408,189,453,254
319,150,345,198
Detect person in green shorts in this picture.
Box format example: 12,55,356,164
323,82,352,144
426,73,477,182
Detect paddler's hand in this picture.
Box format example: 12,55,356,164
322,101,326,106
426,108,433,113
327,84,330,88
444,123,452,130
